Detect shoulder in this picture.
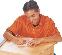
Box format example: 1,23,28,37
40,14,54,23
16,15,26,20
14,15,26,23
44,15,55,26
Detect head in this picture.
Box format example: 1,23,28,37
23,0,40,25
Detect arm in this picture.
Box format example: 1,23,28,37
42,35,62,42
3,31,15,41
3,31,26,44
42,17,62,42
3,16,20,41
28,35,62,47
28,17,62,47
3,16,26,44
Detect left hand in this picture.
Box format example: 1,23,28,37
27,38,44,47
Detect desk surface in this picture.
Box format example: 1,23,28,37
0,40,57,55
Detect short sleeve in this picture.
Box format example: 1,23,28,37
6,16,23,35
45,17,60,37
48,18,60,36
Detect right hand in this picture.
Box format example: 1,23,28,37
12,37,26,45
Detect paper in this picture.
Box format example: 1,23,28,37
9,38,33,46
0,35,6,47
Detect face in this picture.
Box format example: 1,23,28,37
24,9,40,25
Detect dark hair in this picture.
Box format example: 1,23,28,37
23,0,39,12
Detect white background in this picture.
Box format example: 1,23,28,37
0,0,62,55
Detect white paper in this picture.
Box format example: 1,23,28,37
0,35,6,47
9,38,33,46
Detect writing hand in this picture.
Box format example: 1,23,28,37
12,37,26,45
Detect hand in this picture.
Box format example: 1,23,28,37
27,38,44,47
12,37,26,45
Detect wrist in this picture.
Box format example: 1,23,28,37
12,36,16,42
40,38,44,43
37,38,44,43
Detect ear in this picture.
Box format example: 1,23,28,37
38,9,40,13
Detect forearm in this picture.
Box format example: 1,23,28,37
3,31,15,41
42,35,62,42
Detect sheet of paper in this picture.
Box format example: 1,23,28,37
0,35,6,47
9,38,33,46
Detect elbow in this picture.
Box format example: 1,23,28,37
3,31,6,38
56,36,62,42
3,31,8,38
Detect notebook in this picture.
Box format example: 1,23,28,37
0,35,6,47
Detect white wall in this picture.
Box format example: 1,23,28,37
0,0,62,55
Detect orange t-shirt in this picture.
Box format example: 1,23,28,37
7,14,60,38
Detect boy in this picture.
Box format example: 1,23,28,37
3,0,62,47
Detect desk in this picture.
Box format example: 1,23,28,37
0,40,57,55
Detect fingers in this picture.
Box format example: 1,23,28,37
19,37,26,44
20,40,26,45
23,40,26,44
27,40,37,47
28,41,34,46
14,37,26,45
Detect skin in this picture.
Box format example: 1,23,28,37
24,9,40,25
3,31,26,45
27,35,62,47
3,9,62,47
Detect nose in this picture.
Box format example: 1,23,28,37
30,17,34,22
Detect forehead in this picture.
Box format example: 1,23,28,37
24,9,38,16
